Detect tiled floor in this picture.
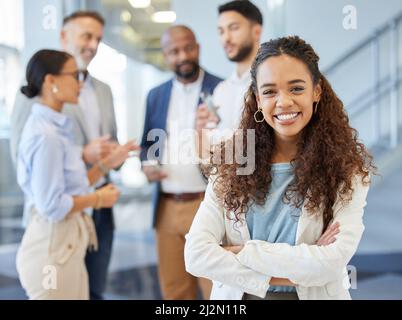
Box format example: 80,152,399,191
1,163,402,300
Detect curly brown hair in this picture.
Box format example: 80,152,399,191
205,36,376,233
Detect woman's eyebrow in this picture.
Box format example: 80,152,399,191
259,79,306,90
260,83,276,89
288,79,306,84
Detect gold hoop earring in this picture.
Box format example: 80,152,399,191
314,101,320,114
254,108,265,123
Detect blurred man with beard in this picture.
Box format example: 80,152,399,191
10,11,134,300
140,25,222,300
196,1,263,150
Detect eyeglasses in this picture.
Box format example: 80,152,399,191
58,70,89,82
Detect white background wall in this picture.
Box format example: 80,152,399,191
284,0,402,70
22,0,64,66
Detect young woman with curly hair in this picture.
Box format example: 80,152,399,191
184,36,376,300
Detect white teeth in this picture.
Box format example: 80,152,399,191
276,113,299,121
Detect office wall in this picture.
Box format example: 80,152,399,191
284,0,402,69
22,0,64,66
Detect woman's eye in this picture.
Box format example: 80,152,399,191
291,87,305,93
263,90,276,96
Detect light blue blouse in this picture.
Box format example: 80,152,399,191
17,103,90,223
246,163,301,293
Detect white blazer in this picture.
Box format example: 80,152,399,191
184,175,369,300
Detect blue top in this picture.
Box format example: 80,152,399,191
246,163,301,293
17,103,90,223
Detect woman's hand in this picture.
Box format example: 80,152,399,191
222,245,244,254
316,222,340,246
103,140,140,170
96,184,120,208
83,135,118,165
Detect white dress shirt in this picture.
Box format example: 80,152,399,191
79,77,101,141
78,77,106,187
213,70,252,134
161,70,207,194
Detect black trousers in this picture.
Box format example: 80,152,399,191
85,207,115,300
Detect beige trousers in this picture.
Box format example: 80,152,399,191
156,196,212,300
16,211,97,300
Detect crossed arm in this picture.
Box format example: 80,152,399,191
222,221,340,287
184,176,368,297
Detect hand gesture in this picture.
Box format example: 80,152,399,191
103,140,141,170
83,135,118,165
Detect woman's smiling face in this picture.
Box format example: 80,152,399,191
256,54,322,142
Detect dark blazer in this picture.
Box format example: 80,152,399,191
140,70,222,227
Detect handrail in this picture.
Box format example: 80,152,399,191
322,10,402,149
323,11,402,76
347,69,402,118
